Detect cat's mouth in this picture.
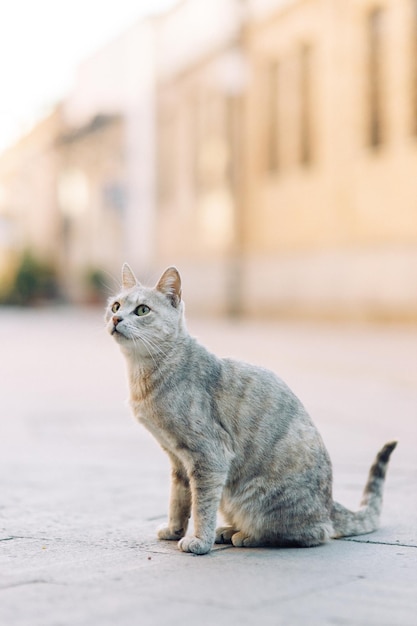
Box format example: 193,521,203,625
111,327,128,340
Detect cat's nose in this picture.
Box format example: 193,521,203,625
112,315,123,326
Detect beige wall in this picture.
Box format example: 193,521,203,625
241,0,417,319
246,0,417,249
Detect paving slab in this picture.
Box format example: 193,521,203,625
1,307,416,625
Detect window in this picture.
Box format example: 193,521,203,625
412,0,417,135
188,94,200,197
299,43,313,165
265,45,314,174
158,113,177,205
367,7,385,148
266,61,280,172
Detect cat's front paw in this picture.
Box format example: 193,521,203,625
178,536,212,555
157,524,186,541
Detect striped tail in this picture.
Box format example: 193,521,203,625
331,441,397,538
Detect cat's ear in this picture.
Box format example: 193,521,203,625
122,263,138,290
156,267,182,307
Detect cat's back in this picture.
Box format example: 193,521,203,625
216,355,309,426
169,337,312,433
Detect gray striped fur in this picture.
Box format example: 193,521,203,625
105,265,397,555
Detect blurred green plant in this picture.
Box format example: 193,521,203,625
1,251,59,305
84,267,109,303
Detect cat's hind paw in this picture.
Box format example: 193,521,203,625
157,524,186,541
231,531,262,548
215,526,238,544
178,536,212,555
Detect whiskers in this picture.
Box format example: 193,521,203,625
128,327,171,375
138,332,170,360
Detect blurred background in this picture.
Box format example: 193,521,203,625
0,0,417,321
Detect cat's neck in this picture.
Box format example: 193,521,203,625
125,331,192,402
127,360,159,402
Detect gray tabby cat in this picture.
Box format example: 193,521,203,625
106,264,397,555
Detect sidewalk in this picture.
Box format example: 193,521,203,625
1,306,416,626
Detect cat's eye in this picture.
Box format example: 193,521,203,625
111,302,120,313
134,304,150,316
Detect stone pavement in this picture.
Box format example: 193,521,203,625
1,306,416,626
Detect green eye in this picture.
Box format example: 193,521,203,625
134,304,150,316
111,302,120,313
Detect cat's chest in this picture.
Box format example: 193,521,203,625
130,398,182,452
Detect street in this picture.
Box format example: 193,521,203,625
1,306,416,625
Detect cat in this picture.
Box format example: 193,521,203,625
105,263,397,555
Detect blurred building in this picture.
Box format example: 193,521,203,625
155,0,247,313
0,108,63,291
155,0,417,319
0,17,157,302
64,17,157,282
241,0,417,320
56,113,126,299
0,0,416,319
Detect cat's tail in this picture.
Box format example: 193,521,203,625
331,441,397,539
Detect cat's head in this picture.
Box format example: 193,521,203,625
105,264,185,358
